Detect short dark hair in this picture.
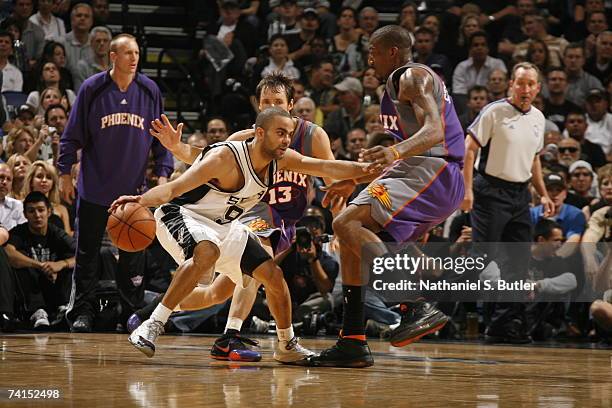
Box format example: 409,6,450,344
44,104,68,123
24,191,51,210
0,29,13,44
565,107,586,119
534,219,563,240
255,107,292,129
467,31,488,49
255,73,294,104
370,24,412,53
269,33,288,46
468,85,488,98
414,26,434,38
564,42,584,57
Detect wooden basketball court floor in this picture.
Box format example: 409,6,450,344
1,333,610,408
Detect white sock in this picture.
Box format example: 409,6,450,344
150,303,173,324
225,317,243,333
277,326,294,342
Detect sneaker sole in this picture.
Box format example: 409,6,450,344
307,357,374,368
210,351,262,362
128,335,155,358
389,317,449,347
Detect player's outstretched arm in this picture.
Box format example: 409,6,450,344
227,129,256,141
110,146,232,211
150,114,202,165
360,67,444,171
278,148,371,180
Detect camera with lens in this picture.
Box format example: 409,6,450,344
301,311,337,335
295,226,330,249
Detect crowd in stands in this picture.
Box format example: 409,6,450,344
0,0,610,344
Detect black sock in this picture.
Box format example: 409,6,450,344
342,285,365,336
136,292,165,320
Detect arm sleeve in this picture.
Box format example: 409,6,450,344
53,227,77,258
57,83,89,175
565,209,586,238
466,104,494,147
151,86,174,177
537,272,577,295
319,252,339,284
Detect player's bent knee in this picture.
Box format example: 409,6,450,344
251,261,284,292
192,241,220,266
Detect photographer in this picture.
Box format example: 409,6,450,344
275,215,338,329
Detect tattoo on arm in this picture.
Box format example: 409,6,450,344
395,68,444,157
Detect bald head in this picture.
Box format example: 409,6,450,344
370,25,412,54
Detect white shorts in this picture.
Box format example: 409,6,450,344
154,204,253,288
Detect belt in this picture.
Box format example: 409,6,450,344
479,173,529,190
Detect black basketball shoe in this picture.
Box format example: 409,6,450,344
306,337,374,368
388,301,449,347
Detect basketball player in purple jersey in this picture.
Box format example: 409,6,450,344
58,34,174,333
129,73,338,361
307,25,465,367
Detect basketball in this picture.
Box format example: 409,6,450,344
106,202,156,252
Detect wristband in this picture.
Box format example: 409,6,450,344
390,145,401,160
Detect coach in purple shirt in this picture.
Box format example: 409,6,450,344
58,33,173,332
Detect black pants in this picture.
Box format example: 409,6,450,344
0,247,18,314
471,174,533,328
67,198,145,324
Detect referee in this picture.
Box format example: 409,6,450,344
462,62,554,343
58,34,174,332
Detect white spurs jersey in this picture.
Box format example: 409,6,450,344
170,139,276,225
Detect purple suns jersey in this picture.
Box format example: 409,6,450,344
58,71,173,206
380,62,464,164
263,117,316,223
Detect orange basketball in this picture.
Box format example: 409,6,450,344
107,202,156,252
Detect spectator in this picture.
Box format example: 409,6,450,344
330,7,360,76
0,163,25,230
10,0,44,68
276,215,338,326
584,163,612,219
91,0,110,28
44,104,68,137
557,137,582,167
267,0,301,40
292,79,305,102
564,109,607,168
4,191,75,329
292,96,316,123
487,69,509,101
5,126,39,162
452,31,506,111
361,67,380,105
532,94,560,133
286,8,320,69
186,132,206,149
451,13,481,66
205,117,229,145
26,62,76,113
14,104,35,127
62,3,94,77
584,88,612,158
24,160,71,234
357,6,378,38
41,41,74,91
397,1,418,35
413,27,452,82
543,68,581,131
304,58,336,116
531,173,586,243
6,153,31,200
459,85,489,131
569,160,597,204
344,127,365,161
526,38,554,73
563,43,604,106
363,104,383,139
28,0,66,42
513,12,568,68
585,31,612,83
582,10,609,59
258,34,301,81
0,17,27,73
498,0,536,60
34,87,68,118
0,30,23,92
323,77,364,144
73,26,111,91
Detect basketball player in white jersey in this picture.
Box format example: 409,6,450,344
112,108,370,363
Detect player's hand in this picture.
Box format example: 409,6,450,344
150,114,184,152
109,195,141,214
541,195,555,217
460,189,473,212
359,146,397,172
320,180,356,208
59,174,75,205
